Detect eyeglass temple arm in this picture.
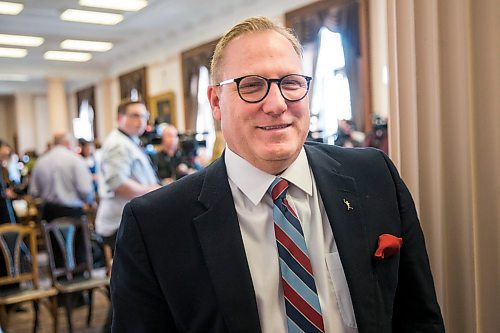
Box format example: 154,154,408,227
215,78,236,86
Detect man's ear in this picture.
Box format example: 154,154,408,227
207,86,221,121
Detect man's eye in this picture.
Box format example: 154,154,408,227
281,79,304,90
240,81,265,92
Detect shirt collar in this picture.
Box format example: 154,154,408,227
117,128,141,145
225,146,312,206
280,148,313,197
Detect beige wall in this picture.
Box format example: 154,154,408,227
46,77,69,134
33,95,50,153
0,96,16,147
387,0,500,332
95,78,116,141
147,54,185,131
14,92,37,155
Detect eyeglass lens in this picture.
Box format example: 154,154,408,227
238,74,310,103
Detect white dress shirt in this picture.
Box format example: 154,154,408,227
225,147,358,333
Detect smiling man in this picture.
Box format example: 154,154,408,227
111,17,444,333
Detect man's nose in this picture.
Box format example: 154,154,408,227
261,82,287,115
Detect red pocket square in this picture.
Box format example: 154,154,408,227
374,234,403,259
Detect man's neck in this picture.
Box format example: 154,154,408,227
118,128,140,144
162,147,176,156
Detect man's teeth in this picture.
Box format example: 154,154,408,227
261,124,288,130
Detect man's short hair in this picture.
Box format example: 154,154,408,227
117,98,145,116
210,16,303,84
53,132,72,146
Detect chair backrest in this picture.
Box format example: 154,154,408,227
42,216,93,281
0,224,39,288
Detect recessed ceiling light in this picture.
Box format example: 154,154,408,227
79,0,147,11
61,39,113,52
60,9,123,25
0,47,27,58
0,73,29,81
44,51,92,62
0,34,44,47
0,1,23,15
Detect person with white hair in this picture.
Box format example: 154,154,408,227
30,132,94,221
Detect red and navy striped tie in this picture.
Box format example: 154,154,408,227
269,177,325,333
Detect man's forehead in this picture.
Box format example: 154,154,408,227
220,31,301,76
226,30,294,54
126,103,147,113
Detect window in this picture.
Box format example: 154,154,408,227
74,86,96,141
73,99,94,141
286,0,372,143
310,27,352,141
195,66,215,161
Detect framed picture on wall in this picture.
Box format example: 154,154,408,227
149,91,176,127
119,67,148,102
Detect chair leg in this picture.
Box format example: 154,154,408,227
32,300,40,333
87,289,93,326
0,304,9,333
50,296,59,333
63,294,75,333
102,303,113,333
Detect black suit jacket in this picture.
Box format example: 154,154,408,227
111,143,444,332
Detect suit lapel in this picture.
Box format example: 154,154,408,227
193,157,261,333
305,145,377,330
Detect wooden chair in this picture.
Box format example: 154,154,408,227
103,244,113,276
0,224,58,333
41,216,109,333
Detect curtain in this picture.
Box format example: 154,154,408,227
182,40,218,132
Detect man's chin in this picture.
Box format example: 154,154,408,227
258,150,298,166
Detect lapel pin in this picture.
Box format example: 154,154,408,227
343,199,354,211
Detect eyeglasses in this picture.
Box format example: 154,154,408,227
125,112,149,121
215,74,313,103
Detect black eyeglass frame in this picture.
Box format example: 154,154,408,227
215,74,313,103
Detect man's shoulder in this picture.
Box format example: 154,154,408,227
101,129,126,147
304,141,384,161
136,168,206,205
132,158,226,210
101,130,136,155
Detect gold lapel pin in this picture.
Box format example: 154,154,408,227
343,199,354,211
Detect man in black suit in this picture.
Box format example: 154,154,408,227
111,16,444,332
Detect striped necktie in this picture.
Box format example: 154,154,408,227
269,177,325,333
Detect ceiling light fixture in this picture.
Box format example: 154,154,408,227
0,1,23,15
79,0,148,11
60,9,123,25
61,39,113,52
0,34,44,47
44,51,92,62
0,73,29,81
0,47,27,58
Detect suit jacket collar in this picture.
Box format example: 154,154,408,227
195,155,261,333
